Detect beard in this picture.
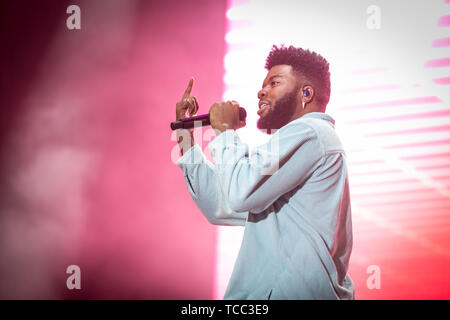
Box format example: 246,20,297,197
257,86,299,133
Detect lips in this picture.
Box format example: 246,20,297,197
258,101,271,116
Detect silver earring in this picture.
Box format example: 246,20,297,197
302,100,305,109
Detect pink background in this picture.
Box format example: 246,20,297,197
0,0,225,299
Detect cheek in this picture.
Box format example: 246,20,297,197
268,87,283,101
273,88,291,104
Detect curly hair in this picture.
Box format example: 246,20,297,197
265,45,331,110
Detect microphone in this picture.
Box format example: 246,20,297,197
170,107,247,130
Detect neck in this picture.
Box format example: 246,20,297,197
290,104,321,122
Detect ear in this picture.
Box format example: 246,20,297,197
302,85,314,104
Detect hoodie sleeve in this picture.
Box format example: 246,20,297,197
176,144,248,226
208,122,324,213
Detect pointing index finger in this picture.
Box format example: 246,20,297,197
182,77,194,100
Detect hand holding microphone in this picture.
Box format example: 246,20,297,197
208,101,246,133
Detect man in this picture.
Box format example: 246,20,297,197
175,45,354,300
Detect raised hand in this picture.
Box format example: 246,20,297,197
176,77,199,121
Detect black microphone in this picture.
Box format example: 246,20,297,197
170,107,247,130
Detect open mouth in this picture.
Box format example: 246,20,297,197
257,103,270,117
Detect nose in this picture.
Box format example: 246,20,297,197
258,88,267,100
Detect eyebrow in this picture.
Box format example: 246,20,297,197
262,74,284,88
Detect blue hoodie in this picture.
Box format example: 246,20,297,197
176,112,354,300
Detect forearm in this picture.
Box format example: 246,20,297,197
186,169,247,226
176,144,247,226
208,125,322,213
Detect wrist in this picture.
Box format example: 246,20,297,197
211,122,232,134
176,129,194,155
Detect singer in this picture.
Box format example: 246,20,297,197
174,45,354,300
